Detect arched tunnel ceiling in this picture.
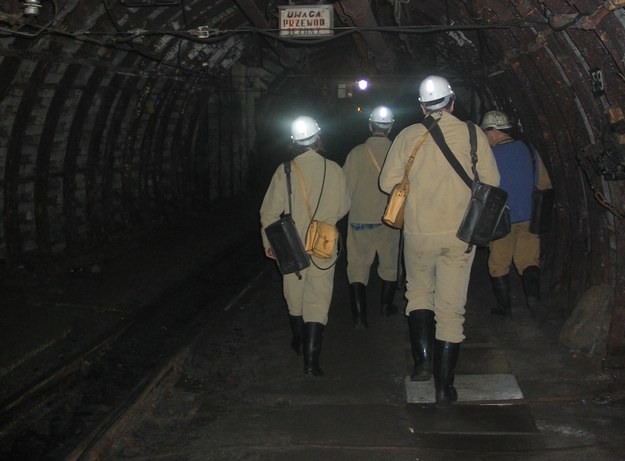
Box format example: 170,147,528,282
4,1,624,86
4,1,625,142
2,1,625,365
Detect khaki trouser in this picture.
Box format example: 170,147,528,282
404,232,475,343
283,261,335,325
346,224,400,285
488,221,539,277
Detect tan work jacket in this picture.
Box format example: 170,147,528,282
343,136,391,224
379,111,500,236
260,149,350,249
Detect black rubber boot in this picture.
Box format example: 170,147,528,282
350,283,368,329
380,280,398,317
522,266,541,315
288,314,305,355
490,275,511,316
408,310,435,381
303,322,324,377
433,340,460,408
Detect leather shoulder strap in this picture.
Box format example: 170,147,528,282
467,121,479,181
399,115,440,186
520,140,538,186
423,116,473,188
284,161,293,215
291,160,312,218
364,144,382,173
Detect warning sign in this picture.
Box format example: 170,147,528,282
278,5,333,38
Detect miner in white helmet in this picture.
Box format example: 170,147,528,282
480,110,553,320
342,105,401,329
380,76,500,407
260,115,350,377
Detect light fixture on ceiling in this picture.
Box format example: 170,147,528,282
23,0,42,15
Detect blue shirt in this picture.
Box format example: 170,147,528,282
492,140,537,223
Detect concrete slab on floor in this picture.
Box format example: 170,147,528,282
405,374,524,403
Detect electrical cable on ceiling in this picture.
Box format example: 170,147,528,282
0,10,555,77
1,15,549,43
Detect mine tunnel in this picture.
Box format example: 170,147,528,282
1,1,625,460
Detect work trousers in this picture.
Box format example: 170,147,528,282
403,232,475,343
488,221,540,277
283,260,335,325
346,224,400,285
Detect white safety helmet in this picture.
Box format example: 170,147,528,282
418,75,454,110
291,116,321,146
369,105,394,126
480,110,512,130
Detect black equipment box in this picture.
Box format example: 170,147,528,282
530,188,554,234
265,215,310,275
457,182,509,247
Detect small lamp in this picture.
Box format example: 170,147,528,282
23,0,42,16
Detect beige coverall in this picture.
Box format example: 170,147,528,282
379,111,500,343
260,149,350,325
343,136,400,284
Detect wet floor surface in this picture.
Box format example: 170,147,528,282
1,198,624,460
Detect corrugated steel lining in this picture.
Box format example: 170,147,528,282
0,0,259,261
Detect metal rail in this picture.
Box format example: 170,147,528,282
0,234,264,460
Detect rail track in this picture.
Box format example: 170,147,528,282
0,235,264,460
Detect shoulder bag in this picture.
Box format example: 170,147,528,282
523,142,555,234
382,116,440,228
264,162,310,278
424,118,510,251
291,159,340,264
530,188,554,234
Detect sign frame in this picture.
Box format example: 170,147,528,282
278,5,334,39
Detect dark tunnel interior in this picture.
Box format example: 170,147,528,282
1,1,625,371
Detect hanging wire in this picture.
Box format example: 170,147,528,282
0,8,555,79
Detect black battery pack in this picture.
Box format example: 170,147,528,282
529,188,554,234
265,215,310,276
457,182,509,247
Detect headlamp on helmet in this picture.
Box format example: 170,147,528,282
480,110,512,130
291,116,321,146
369,105,394,126
418,75,455,110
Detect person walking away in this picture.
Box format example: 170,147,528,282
480,110,553,319
260,115,350,377
380,76,500,407
342,106,401,329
